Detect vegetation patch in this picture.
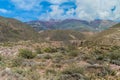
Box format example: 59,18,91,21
18,49,36,59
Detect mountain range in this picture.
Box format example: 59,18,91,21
0,16,120,45
26,19,118,32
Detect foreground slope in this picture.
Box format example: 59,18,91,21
0,16,38,42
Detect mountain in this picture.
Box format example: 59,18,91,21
26,19,118,32
0,16,38,42
90,23,120,46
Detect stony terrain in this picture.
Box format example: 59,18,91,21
0,40,119,80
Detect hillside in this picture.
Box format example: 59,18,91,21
0,16,38,42
39,30,88,41
90,23,120,45
26,19,117,32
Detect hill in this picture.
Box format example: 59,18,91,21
0,16,38,42
26,19,117,32
90,23,120,45
38,30,88,41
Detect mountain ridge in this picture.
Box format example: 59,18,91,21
26,19,118,32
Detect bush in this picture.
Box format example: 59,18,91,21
18,49,36,59
97,66,116,77
43,47,57,53
35,48,42,54
109,50,120,60
12,58,23,67
61,65,84,75
68,50,79,57
0,55,2,61
59,64,86,80
44,54,52,59
45,69,56,75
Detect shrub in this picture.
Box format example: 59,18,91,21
61,65,84,75
18,49,36,59
52,53,64,63
43,47,57,53
59,64,86,80
12,58,23,67
97,66,116,77
68,50,79,57
91,49,107,61
0,55,2,61
109,50,120,60
35,48,42,54
43,54,52,59
45,69,56,75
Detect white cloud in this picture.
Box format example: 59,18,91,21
39,5,64,20
49,5,64,18
10,0,74,10
47,0,74,4
0,9,10,13
48,0,66,4
10,0,41,10
66,8,75,15
75,0,120,21
39,0,120,21
11,0,120,21
39,5,76,20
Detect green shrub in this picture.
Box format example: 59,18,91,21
35,48,42,54
45,69,56,75
59,64,86,80
0,55,2,61
13,68,25,75
44,54,52,59
43,47,57,53
18,49,36,59
109,50,120,60
91,49,107,61
97,66,116,77
68,50,79,57
61,65,84,75
12,57,23,67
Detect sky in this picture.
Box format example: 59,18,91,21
0,0,120,22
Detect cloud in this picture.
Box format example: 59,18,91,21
10,0,120,21
39,5,64,20
0,8,10,13
10,0,41,10
75,0,120,21
48,0,67,4
39,4,76,20
47,0,74,4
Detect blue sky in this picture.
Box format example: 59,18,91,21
0,0,120,22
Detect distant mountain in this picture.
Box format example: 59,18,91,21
26,19,118,32
0,16,38,42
